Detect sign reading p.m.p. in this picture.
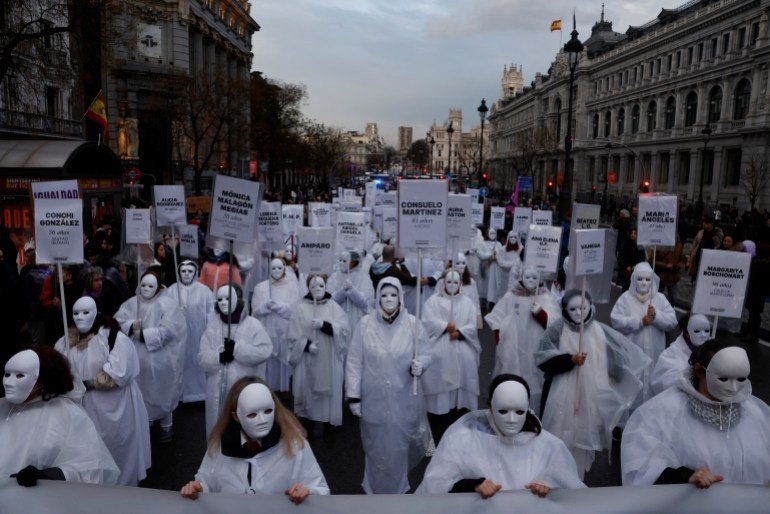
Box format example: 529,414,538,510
691,249,751,318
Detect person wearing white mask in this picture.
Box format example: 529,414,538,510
466,225,485,298
416,374,585,497
55,296,151,486
199,285,273,435
345,277,432,494
180,377,329,502
622,341,770,487
421,269,481,444
433,253,481,325
611,261,678,404
487,230,522,307
651,314,712,395
115,268,187,442
550,256,570,306
485,266,560,410
402,254,442,315
474,228,497,308
327,251,374,334
1,347,120,487
166,259,215,403
251,258,300,394
535,289,650,476
286,275,350,430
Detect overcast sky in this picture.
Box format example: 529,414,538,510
251,1,676,146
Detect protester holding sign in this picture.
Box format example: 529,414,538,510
199,248,242,292
610,262,678,405
488,231,522,306
327,251,374,336
432,253,481,325
475,229,497,307
650,314,712,395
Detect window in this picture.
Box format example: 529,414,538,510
624,70,629,84
703,150,714,185
631,104,640,134
733,79,751,120
664,97,676,129
640,65,645,79
649,60,654,76
554,98,562,141
685,91,698,126
678,151,691,184
676,51,681,67
724,148,742,186
604,110,611,137
592,113,600,139
687,47,694,65
708,86,722,123
646,101,657,131
617,108,625,135
752,23,760,46
738,27,746,49
658,153,670,184
698,43,704,61
45,87,59,117
722,33,730,54
667,54,672,71
711,38,718,58
633,67,638,82
626,156,635,184
593,82,598,95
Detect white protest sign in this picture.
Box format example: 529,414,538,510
525,225,562,274
471,203,484,226
281,204,304,238
490,206,506,230
571,203,601,230
378,192,397,207
31,180,84,264
257,202,283,243
446,194,472,251
125,209,152,244
512,207,532,237
397,179,447,250
532,210,553,226
297,227,335,276
573,229,605,276
691,249,751,318
343,188,357,199
152,185,186,226
365,181,377,207
381,207,398,242
335,211,366,253
308,202,332,227
363,207,373,225
638,194,678,247
209,175,262,243
178,224,199,259
467,188,480,203
340,201,362,212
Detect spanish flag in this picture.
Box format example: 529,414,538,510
550,19,562,32
85,90,109,141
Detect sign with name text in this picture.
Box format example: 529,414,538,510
692,249,751,318
571,203,601,230
209,175,262,243
532,210,553,226
574,229,605,276
525,225,562,274
308,202,332,227
178,224,199,259
638,194,678,247
297,227,335,276
397,179,448,250
335,211,366,253
153,185,186,226
490,206,506,230
31,180,84,264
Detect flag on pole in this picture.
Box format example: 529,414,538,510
85,90,109,141
550,19,562,32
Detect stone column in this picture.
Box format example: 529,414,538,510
709,148,723,202
688,150,699,200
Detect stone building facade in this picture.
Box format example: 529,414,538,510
428,109,488,179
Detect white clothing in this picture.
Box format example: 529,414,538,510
403,257,442,315
432,278,481,326
650,335,694,396
327,264,374,335
487,243,521,304
475,238,495,300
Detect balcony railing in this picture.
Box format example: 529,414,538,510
0,109,82,139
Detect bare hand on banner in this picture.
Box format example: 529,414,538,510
285,483,310,505
688,468,724,489
572,352,587,366
180,480,203,500
525,482,551,497
475,479,503,499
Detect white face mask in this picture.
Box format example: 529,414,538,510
687,315,712,346
3,350,40,405
454,253,467,275
444,270,461,296
379,285,399,314
179,262,197,286
270,259,285,281
490,380,529,437
72,296,98,334
236,383,275,440
521,269,539,291
139,274,159,300
338,254,351,274
487,229,497,241
309,277,326,301
284,244,295,262
213,248,224,257
705,347,750,402
635,271,653,295
507,232,519,246
216,286,238,315
565,295,589,324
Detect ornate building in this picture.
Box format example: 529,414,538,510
489,0,770,211
428,109,488,179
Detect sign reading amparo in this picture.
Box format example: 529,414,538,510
691,249,751,318
297,227,335,275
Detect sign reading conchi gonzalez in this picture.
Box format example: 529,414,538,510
208,175,262,244
573,229,605,276
637,194,678,247
397,179,447,250
152,185,186,226
297,227,335,276
178,224,199,259
31,180,84,264
691,249,751,318
525,225,562,274
124,208,152,245
571,203,601,230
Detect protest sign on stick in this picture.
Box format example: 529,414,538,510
335,211,366,254
532,210,553,226
381,207,398,242
571,203,601,230
692,249,751,334
178,224,199,259
471,203,484,226
257,202,283,244
446,194,472,253
281,204,304,239
489,206,506,230
297,227,335,276
525,225,562,275
308,202,332,227
154,185,187,302
512,207,532,238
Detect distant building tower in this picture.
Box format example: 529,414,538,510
502,63,524,99
365,122,379,139
449,108,463,132
398,126,413,151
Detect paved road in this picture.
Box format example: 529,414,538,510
140,287,770,494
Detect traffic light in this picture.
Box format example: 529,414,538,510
640,180,650,193
546,180,554,195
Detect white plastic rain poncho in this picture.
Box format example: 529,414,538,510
251,274,300,392
166,263,215,403
466,227,485,282
487,232,522,304
198,312,273,435
345,277,432,494
0,396,120,485
55,326,151,486
286,290,351,426
610,262,678,404
485,280,560,410
415,410,585,493
403,256,442,315
432,265,481,326
421,287,481,414
622,372,770,486
474,230,495,301
115,289,187,421
650,335,697,395
535,296,651,475
327,257,374,334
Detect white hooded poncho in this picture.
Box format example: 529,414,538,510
650,334,696,396
487,234,522,304
403,256,442,315
432,275,481,327
327,262,374,334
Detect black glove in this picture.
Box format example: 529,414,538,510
219,338,235,364
83,380,95,391
11,465,46,487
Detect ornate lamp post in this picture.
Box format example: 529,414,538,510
697,125,712,221
477,98,488,185
446,122,454,175
558,18,584,222
428,134,435,172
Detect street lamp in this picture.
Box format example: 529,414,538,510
697,125,712,221
426,132,435,173
603,141,612,219
478,98,488,185
446,122,454,176
558,18,584,222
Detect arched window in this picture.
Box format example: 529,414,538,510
708,86,722,123
733,79,751,120
631,104,640,134
664,97,676,129
617,108,625,135
592,113,599,139
646,101,657,131
685,91,698,126
554,97,562,141
604,110,612,137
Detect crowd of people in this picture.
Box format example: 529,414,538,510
1,184,770,505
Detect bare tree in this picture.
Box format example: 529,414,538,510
741,156,770,211
406,139,429,169
509,125,556,192
302,120,348,184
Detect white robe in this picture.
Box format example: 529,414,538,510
487,243,521,304
475,238,495,300
432,278,481,327
622,375,770,486
251,277,300,392
650,335,693,396
403,257,442,315
416,410,586,493
286,296,351,426
55,328,151,486
165,282,215,402
421,293,481,414
465,228,485,285
198,314,273,435
327,265,374,335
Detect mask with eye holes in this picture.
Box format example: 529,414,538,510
236,383,275,440
705,346,750,402
490,380,529,437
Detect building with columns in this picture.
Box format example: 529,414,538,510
428,109,488,180
489,0,770,211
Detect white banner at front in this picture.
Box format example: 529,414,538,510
638,194,678,247
532,210,553,226
446,194,472,252
31,180,84,264
471,203,484,226
571,203,601,230
297,227,335,276
574,229,605,276
381,207,398,242
125,209,152,244
691,249,751,318
490,206,506,230
178,224,199,259
152,185,186,226
208,175,262,244
512,207,532,237
281,204,304,238
525,225,562,274
308,202,332,227
257,202,283,244
397,179,448,250
335,211,366,253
